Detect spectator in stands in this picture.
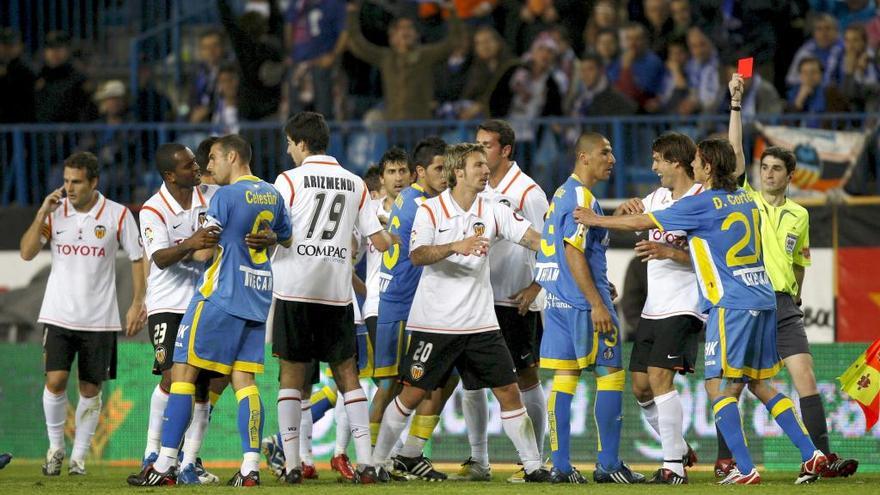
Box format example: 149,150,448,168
213,63,241,134
285,0,347,119
345,1,464,121
449,0,499,26
458,26,517,120
659,38,696,114
434,35,473,119
607,23,665,112
595,27,620,67
135,63,173,122
583,0,620,50
786,14,845,87
786,56,849,127
868,12,880,49
89,80,136,195
669,0,693,38
566,52,638,117
640,0,675,57
217,0,285,120
836,23,880,112
34,31,93,123
505,0,559,55
711,57,783,119
546,25,577,85
189,28,227,123
812,0,877,30
0,28,35,123
685,26,719,111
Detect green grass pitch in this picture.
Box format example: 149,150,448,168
3,463,880,495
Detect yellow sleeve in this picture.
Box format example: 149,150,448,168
792,212,811,267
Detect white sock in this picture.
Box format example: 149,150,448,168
155,446,179,473
343,389,372,468
241,451,260,475
277,388,302,472
145,385,168,458
462,388,489,467
638,399,661,436
300,404,314,465
181,401,210,467
334,398,350,456
43,387,68,451
372,397,412,466
501,407,541,474
655,390,686,477
521,383,547,457
399,432,427,458
71,393,101,463
388,416,411,458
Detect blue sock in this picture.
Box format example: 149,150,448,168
154,382,195,472
766,393,816,461
236,385,264,454
549,375,578,473
595,371,624,470
310,385,337,423
713,397,754,473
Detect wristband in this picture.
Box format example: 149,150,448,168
731,105,741,111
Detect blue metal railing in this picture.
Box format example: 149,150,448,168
1,113,877,206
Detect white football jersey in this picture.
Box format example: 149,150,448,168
641,183,706,321
272,155,383,306
406,190,531,334
362,197,391,319
38,193,142,331
140,183,218,315
482,162,549,309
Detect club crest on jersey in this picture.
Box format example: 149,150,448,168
198,212,207,227
94,225,106,239
410,363,425,381
473,222,486,237
155,345,166,364
603,347,614,361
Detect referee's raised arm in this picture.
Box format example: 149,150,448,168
727,73,746,180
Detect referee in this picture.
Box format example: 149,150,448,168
723,74,858,479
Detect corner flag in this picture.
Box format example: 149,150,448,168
839,338,880,432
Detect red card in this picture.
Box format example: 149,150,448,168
737,57,754,78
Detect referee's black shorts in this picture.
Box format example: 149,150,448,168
43,324,117,384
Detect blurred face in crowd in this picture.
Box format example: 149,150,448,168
380,161,411,200
417,155,447,196
686,28,712,63
476,129,511,172
844,27,867,54
199,33,224,67
670,0,691,27
217,69,239,100
592,1,617,28
99,96,126,119
643,0,669,27
595,31,618,61
760,156,791,195
667,43,688,67
389,18,418,53
43,45,70,68
799,60,823,88
578,58,602,87
0,40,22,63
622,25,646,54
812,17,839,48
532,45,556,73
63,167,98,210
473,29,501,61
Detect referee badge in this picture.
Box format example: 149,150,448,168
410,363,425,381
473,222,486,237
785,233,798,255
94,225,107,239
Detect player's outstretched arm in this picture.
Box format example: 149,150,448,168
573,207,655,231
20,187,63,260
633,239,691,265
368,230,394,252
614,197,645,216
126,257,147,336
728,73,746,179
516,228,542,252
564,243,613,333
410,235,489,266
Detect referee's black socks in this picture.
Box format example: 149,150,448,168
799,394,830,455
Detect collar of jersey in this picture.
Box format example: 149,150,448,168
301,155,340,167
489,161,522,194
64,192,106,219
439,189,483,219
569,173,583,184
233,175,260,184
158,183,206,215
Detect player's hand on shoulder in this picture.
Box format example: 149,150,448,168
40,187,65,215
615,198,644,216
573,206,598,225
592,304,614,334
185,226,220,250
453,235,489,257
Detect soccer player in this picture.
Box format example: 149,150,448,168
127,134,292,487
271,111,393,484
372,143,551,483
139,143,223,484
534,133,644,484
194,137,218,185
715,74,859,479
616,133,702,484
454,119,550,482
19,152,146,477
574,137,828,485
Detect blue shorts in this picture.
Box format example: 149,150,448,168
373,320,409,378
704,307,781,381
540,294,622,370
173,297,266,375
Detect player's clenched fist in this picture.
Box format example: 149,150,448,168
453,235,489,256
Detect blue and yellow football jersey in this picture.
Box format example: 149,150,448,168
377,183,428,322
535,174,613,311
196,175,292,321
649,187,775,312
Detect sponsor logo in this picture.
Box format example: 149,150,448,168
439,228,450,233
705,341,719,357
94,225,106,239
296,244,348,260
54,244,106,257
172,223,182,229
144,227,154,245
155,345,166,364
240,265,273,291
410,363,425,381
667,354,681,360
473,222,485,237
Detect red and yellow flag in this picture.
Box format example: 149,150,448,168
839,338,880,432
